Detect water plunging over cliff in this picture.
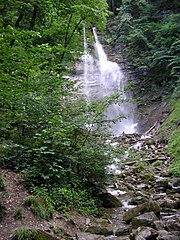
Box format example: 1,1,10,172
82,27,137,135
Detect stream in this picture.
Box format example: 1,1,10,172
75,133,180,240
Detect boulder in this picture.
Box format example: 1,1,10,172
123,201,161,222
157,230,180,240
99,192,122,208
131,212,158,227
76,232,105,240
115,225,130,236
86,225,113,236
130,226,158,240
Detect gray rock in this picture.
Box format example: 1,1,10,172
154,220,165,231
123,200,161,222
76,232,105,240
157,230,180,240
86,225,113,236
101,192,122,208
131,226,158,240
35,230,61,240
163,219,180,232
115,225,130,236
132,212,158,227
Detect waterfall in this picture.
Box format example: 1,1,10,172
82,27,137,135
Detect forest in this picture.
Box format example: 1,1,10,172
0,0,180,239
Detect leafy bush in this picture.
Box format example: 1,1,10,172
49,186,100,215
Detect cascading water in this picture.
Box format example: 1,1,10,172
82,27,137,135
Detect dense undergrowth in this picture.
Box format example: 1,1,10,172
0,0,115,216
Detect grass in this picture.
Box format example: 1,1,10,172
0,174,5,191
14,207,24,221
11,227,36,240
157,99,180,141
157,99,180,177
25,195,53,220
168,127,180,177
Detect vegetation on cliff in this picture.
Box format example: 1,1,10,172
108,0,180,176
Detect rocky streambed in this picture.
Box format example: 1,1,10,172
75,133,180,240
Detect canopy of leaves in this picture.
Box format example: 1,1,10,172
0,0,114,214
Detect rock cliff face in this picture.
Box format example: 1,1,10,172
105,44,171,135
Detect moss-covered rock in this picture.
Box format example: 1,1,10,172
35,230,60,240
86,226,113,236
132,211,158,227
123,200,161,222
99,192,122,208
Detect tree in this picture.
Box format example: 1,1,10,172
0,0,113,214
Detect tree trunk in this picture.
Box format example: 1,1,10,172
29,4,39,30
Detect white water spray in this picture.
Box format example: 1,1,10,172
82,27,137,135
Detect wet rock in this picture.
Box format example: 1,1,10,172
130,226,158,240
129,196,146,205
123,201,161,222
115,225,130,236
164,219,180,232
154,220,165,231
86,225,113,236
115,237,130,240
76,232,105,240
100,192,122,208
157,230,180,240
169,178,180,190
131,212,159,227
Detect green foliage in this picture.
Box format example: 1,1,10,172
0,0,114,215
0,198,6,221
11,227,36,240
168,127,180,177
0,175,5,191
14,207,24,221
157,99,180,141
109,0,180,92
49,186,100,215
25,195,53,220
157,98,180,177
